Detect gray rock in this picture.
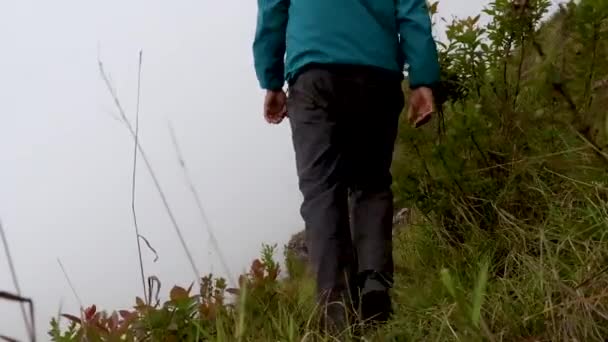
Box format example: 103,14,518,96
392,207,411,226
285,230,308,264
285,208,411,268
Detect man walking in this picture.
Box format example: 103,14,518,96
253,0,439,331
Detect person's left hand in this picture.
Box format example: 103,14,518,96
264,90,288,124
407,87,435,128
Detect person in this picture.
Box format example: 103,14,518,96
252,0,440,332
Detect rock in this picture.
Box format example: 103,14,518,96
593,78,608,91
285,230,308,265
285,208,411,269
392,208,411,226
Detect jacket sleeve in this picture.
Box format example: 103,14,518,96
396,0,440,89
253,0,289,90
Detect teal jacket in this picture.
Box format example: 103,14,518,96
253,0,440,90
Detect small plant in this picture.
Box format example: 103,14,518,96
48,245,298,341
439,259,491,339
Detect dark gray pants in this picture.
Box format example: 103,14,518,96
287,65,404,307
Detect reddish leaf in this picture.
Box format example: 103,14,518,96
186,282,194,294
135,297,145,307
108,312,119,330
226,288,240,296
84,305,97,320
170,286,189,301
134,297,153,313
94,321,110,333
62,314,82,324
119,310,134,320
199,302,217,320
208,303,218,319
251,259,265,279
199,303,210,319
238,275,247,287
268,267,279,281
117,311,138,334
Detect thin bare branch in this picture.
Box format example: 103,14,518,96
56,298,64,328
167,121,236,286
569,125,608,164
131,50,148,303
147,276,162,306
0,220,34,341
57,259,83,309
138,234,159,262
0,291,35,342
97,58,201,283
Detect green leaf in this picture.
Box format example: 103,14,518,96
472,14,481,25
471,260,490,328
440,268,457,298
430,1,440,15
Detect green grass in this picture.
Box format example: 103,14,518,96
49,177,608,341
45,0,608,340
385,179,608,341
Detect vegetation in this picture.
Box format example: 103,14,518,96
44,0,608,340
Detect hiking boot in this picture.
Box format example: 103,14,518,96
361,290,392,324
359,271,393,325
318,290,358,338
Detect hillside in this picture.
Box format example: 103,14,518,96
45,0,608,341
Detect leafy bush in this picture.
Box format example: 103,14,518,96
49,0,608,340
389,0,608,340
49,245,319,341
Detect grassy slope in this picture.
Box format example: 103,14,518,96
382,1,608,340
48,1,608,341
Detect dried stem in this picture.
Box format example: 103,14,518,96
57,259,83,308
131,50,148,302
0,291,35,342
167,121,236,286
57,259,89,340
0,220,35,341
98,58,201,283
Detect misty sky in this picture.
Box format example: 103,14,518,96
0,0,561,339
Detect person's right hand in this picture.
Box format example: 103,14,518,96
407,87,435,128
264,90,288,124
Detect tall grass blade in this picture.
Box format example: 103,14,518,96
235,282,248,342
471,259,489,328
57,259,83,309
131,49,149,303
0,291,35,342
440,268,457,299
167,121,235,286
0,220,34,341
98,58,202,282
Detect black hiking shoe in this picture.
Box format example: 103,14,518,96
358,271,393,326
361,290,392,325
318,290,359,339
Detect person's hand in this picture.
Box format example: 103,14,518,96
264,89,287,124
407,87,435,128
